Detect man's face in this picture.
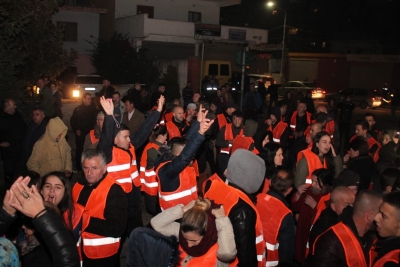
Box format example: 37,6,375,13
159,86,165,93
83,95,92,106
97,116,105,130
186,108,196,117
349,148,359,158
297,103,307,114
310,124,321,138
37,79,44,89
112,94,120,105
174,107,185,122
332,193,355,215
355,125,367,137
50,84,57,92
192,93,200,103
32,110,45,125
232,115,243,128
187,82,192,87
280,105,287,115
125,100,134,112
6,100,17,114
217,90,222,97
103,80,110,87
317,106,328,114
226,107,236,115
114,129,131,150
365,116,375,129
249,84,255,91
374,202,400,238
83,156,107,186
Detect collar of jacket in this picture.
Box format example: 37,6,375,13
79,172,108,189
267,188,290,208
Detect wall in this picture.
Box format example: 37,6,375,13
115,0,220,24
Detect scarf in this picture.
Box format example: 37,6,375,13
179,203,219,257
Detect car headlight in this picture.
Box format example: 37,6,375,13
72,90,80,98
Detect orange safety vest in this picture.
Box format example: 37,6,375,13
305,193,331,256
256,193,292,267
156,161,198,211
176,243,219,267
107,145,139,193
297,149,327,185
217,113,229,129
290,111,312,132
231,135,259,155
164,112,174,123
89,129,98,144
325,120,336,139
267,121,288,144
261,178,271,193
349,134,381,162
313,222,367,267
373,249,400,267
204,176,266,267
220,124,244,155
139,142,160,196
166,121,189,141
71,176,121,259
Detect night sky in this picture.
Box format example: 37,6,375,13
221,0,400,54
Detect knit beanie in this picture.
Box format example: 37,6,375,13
226,149,266,194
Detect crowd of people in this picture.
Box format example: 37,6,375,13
0,76,400,267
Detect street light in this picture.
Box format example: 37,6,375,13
267,1,286,83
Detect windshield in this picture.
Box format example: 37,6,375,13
75,76,102,84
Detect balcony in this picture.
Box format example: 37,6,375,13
115,14,267,45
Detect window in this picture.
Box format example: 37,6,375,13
220,64,230,76
57,22,77,42
188,11,201,23
137,5,154,18
355,88,367,96
208,64,218,75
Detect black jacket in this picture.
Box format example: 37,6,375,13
70,103,98,135
347,155,376,191
337,100,355,122
155,120,204,192
267,188,295,265
0,110,27,159
203,180,258,267
311,207,376,267
32,210,80,267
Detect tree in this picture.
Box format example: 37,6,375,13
0,0,76,101
88,32,160,88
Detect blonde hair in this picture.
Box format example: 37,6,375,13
181,198,211,236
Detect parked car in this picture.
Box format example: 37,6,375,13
278,81,326,99
65,75,103,99
324,87,382,109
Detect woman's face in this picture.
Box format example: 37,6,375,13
311,175,323,194
41,175,65,206
182,231,203,248
316,135,331,155
158,133,168,144
274,148,284,166
287,92,292,99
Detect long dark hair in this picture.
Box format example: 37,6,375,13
40,171,74,230
311,131,335,175
260,142,282,178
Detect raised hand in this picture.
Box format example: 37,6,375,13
157,95,165,112
100,96,114,115
10,182,45,219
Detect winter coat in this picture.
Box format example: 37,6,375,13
151,204,236,267
27,117,72,177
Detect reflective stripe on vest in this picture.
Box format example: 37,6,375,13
256,193,292,266
176,241,219,266
220,124,244,155
290,111,312,131
156,161,198,210
107,145,139,192
267,121,287,145
139,142,160,196
298,149,327,183
204,176,266,267
72,175,121,259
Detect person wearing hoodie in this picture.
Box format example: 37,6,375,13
203,149,266,267
27,117,72,178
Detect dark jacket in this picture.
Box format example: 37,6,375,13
0,208,17,236
155,120,204,192
337,100,355,122
311,207,376,267
70,103,97,135
0,110,27,159
32,209,80,267
182,86,193,107
372,236,400,267
97,86,116,99
243,91,262,110
98,110,161,164
347,155,376,191
267,188,295,265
